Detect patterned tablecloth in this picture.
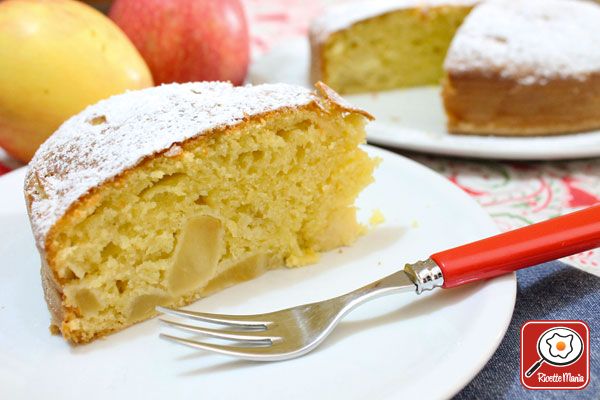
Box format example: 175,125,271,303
1,0,599,275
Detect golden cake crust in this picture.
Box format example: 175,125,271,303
443,72,600,136
24,81,373,343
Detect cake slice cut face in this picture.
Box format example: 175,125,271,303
310,0,477,94
25,82,377,344
443,0,600,136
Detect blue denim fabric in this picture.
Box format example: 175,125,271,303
454,262,600,399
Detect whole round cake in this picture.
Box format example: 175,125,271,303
310,0,600,136
25,81,378,344
443,0,600,135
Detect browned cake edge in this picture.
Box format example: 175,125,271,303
442,71,600,136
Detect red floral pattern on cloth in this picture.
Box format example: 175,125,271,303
0,0,598,275
416,156,600,271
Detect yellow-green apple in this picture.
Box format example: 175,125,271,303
0,0,153,163
109,0,250,85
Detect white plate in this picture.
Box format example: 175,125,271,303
0,146,515,400
249,38,600,160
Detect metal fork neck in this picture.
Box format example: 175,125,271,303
404,258,444,294
336,258,444,316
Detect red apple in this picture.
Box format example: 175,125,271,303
109,0,249,85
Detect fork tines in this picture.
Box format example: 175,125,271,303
157,306,283,360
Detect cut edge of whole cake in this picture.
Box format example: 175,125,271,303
309,0,478,94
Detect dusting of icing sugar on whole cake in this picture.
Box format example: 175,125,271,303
24,82,344,246
310,0,478,44
444,0,600,84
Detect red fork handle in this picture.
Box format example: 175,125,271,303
431,204,600,288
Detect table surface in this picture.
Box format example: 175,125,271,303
1,0,598,276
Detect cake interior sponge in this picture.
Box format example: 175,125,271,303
44,96,377,343
312,3,473,94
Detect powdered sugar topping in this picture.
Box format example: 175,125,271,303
25,82,323,245
445,0,600,83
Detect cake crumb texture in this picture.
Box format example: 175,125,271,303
369,209,385,226
310,0,475,93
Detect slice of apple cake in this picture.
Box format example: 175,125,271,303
25,81,378,344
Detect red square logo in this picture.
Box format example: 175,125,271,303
521,320,590,390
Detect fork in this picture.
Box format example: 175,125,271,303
158,204,600,361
